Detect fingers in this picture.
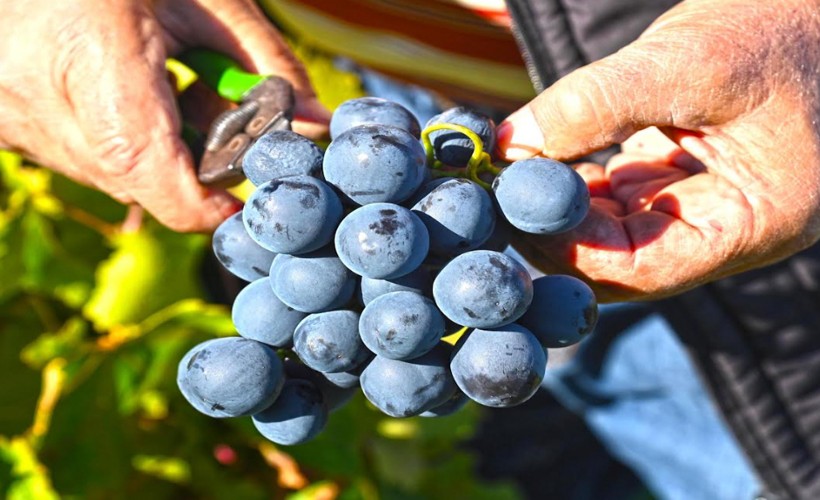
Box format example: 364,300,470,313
497,45,683,162
163,0,331,135
67,5,241,232
515,171,755,301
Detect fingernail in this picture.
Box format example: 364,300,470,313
496,107,545,161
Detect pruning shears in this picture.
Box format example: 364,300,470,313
176,49,295,186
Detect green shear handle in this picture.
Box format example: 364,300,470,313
175,49,294,186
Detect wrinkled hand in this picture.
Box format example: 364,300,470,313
497,0,820,302
0,0,329,231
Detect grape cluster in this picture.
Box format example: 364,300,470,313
179,98,599,445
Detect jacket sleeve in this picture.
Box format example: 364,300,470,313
506,1,820,498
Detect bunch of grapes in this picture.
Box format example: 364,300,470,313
178,97,599,445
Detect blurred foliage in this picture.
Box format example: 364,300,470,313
0,45,520,499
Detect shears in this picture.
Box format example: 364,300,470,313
176,49,295,186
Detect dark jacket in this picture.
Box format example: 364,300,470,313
505,1,820,498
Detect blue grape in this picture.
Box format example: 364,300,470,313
419,389,469,417
335,203,429,279
212,212,276,282
177,337,284,417
360,267,432,306
360,343,457,417
242,130,323,186
292,310,371,373
403,176,449,208
412,178,496,257
243,175,342,254
518,275,599,347
323,125,426,205
492,158,590,234
433,250,533,328
321,361,367,390
450,324,547,407
330,97,421,139
269,247,356,313
284,358,360,411
426,107,496,167
252,379,328,445
232,278,306,347
359,291,445,360
177,339,223,417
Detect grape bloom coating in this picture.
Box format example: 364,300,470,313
179,97,597,446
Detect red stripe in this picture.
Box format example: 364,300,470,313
293,0,524,66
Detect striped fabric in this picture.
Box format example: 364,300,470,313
259,0,535,109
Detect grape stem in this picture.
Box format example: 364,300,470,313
420,123,503,190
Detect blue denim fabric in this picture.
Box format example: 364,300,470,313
544,303,761,500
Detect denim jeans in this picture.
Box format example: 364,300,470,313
544,302,761,500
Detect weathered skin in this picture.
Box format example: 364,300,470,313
498,0,820,302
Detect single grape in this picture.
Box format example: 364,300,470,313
177,337,284,417
232,278,306,347
412,178,496,257
419,390,469,417
177,338,222,417
450,324,547,407
335,203,429,279
242,130,323,186
269,247,357,313
359,291,445,360
492,158,590,234
292,310,371,373
252,379,328,446
426,107,496,167
212,212,276,282
360,267,432,306
243,175,342,254
433,250,533,328
403,176,450,208
323,125,426,205
360,343,457,418
518,275,599,347
330,97,421,139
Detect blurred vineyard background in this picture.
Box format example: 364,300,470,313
0,44,522,499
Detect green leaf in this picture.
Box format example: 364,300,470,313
286,480,339,500
21,317,90,370
0,437,59,500
131,455,191,484
0,170,97,307
83,223,208,330
0,298,46,436
49,172,127,225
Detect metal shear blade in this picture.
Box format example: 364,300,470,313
197,76,295,186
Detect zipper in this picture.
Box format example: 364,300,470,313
510,18,545,93
505,0,550,93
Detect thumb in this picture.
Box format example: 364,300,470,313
167,0,331,129
497,45,680,162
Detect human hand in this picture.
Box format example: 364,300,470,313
496,0,820,302
0,0,329,232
